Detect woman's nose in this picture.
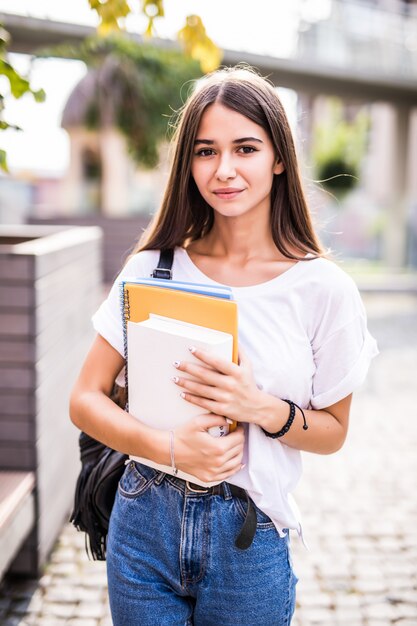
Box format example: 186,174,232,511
215,155,236,181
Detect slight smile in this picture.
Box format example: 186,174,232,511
212,188,245,200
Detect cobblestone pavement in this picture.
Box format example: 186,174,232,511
1,292,416,626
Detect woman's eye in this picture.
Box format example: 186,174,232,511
195,149,215,157
238,146,257,154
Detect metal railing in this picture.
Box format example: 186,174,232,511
295,0,417,80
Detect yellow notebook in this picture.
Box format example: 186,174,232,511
123,283,239,363
122,282,239,432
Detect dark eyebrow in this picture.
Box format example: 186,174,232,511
233,137,263,144
194,137,264,146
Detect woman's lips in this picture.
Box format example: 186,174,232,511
212,188,244,200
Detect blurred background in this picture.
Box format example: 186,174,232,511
1,0,417,272
0,1,416,625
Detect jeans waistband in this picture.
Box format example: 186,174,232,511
131,461,257,550
166,474,246,501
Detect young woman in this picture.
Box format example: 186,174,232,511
70,66,378,625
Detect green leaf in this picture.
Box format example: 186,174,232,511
0,59,31,98
0,58,46,103
33,88,46,103
0,148,9,172
0,22,45,172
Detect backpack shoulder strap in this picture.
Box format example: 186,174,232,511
151,249,174,280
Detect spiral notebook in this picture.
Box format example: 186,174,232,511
120,279,238,364
119,279,239,485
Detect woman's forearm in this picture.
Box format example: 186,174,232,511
255,391,351,455
70,388,246,484
69,389,170,464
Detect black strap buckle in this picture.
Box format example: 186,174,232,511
151,249,174,280
151,267,173,280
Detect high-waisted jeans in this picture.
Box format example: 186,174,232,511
107,461,298,625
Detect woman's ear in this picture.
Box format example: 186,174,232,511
273,160,285,175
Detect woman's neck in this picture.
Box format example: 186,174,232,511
184,215,304,287
195,217,281,263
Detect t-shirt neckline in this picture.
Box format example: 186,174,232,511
179,247,312,296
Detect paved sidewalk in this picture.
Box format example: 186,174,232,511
291,292,417,625
1,292,416,625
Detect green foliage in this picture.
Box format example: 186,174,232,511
0,56,46,104
0,148,7,171
312,99,369,196
50,35,201,167
0,2,219,173
0,23,46,172
87,0,221,72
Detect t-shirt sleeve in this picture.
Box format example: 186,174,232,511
310,272,378,409
91,250,159,356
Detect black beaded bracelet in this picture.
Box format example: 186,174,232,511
261,399,309,439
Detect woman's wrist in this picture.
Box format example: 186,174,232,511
258,396,309,438
129,422,171,466
255,392,288,433
151,429,171,466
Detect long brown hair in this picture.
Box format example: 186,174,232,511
133,66,324,259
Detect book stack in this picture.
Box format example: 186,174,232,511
120,277,238,486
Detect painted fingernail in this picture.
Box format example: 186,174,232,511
173,360,180,368
188,346,196,354
172,376,179,383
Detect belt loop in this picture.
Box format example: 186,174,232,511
154,471,166,486
222,482,232,500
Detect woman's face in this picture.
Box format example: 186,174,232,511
191,103,284,222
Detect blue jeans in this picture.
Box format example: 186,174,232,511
107,461,298,625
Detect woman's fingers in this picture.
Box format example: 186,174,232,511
216,458,244,480
178,347,238,377
193,450,244,484
178,391,220,414
219,447,244,470
194,417,245,450
174,417,244,482
193,413,230,432
173,361,225,387
173,376,225,402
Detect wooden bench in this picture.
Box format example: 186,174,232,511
0,471,35,579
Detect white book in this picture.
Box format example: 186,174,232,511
127,314,233,486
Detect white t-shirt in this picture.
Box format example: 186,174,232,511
92,247,378,536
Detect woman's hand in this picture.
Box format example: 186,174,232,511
172,347,263,424
174,414,245,484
